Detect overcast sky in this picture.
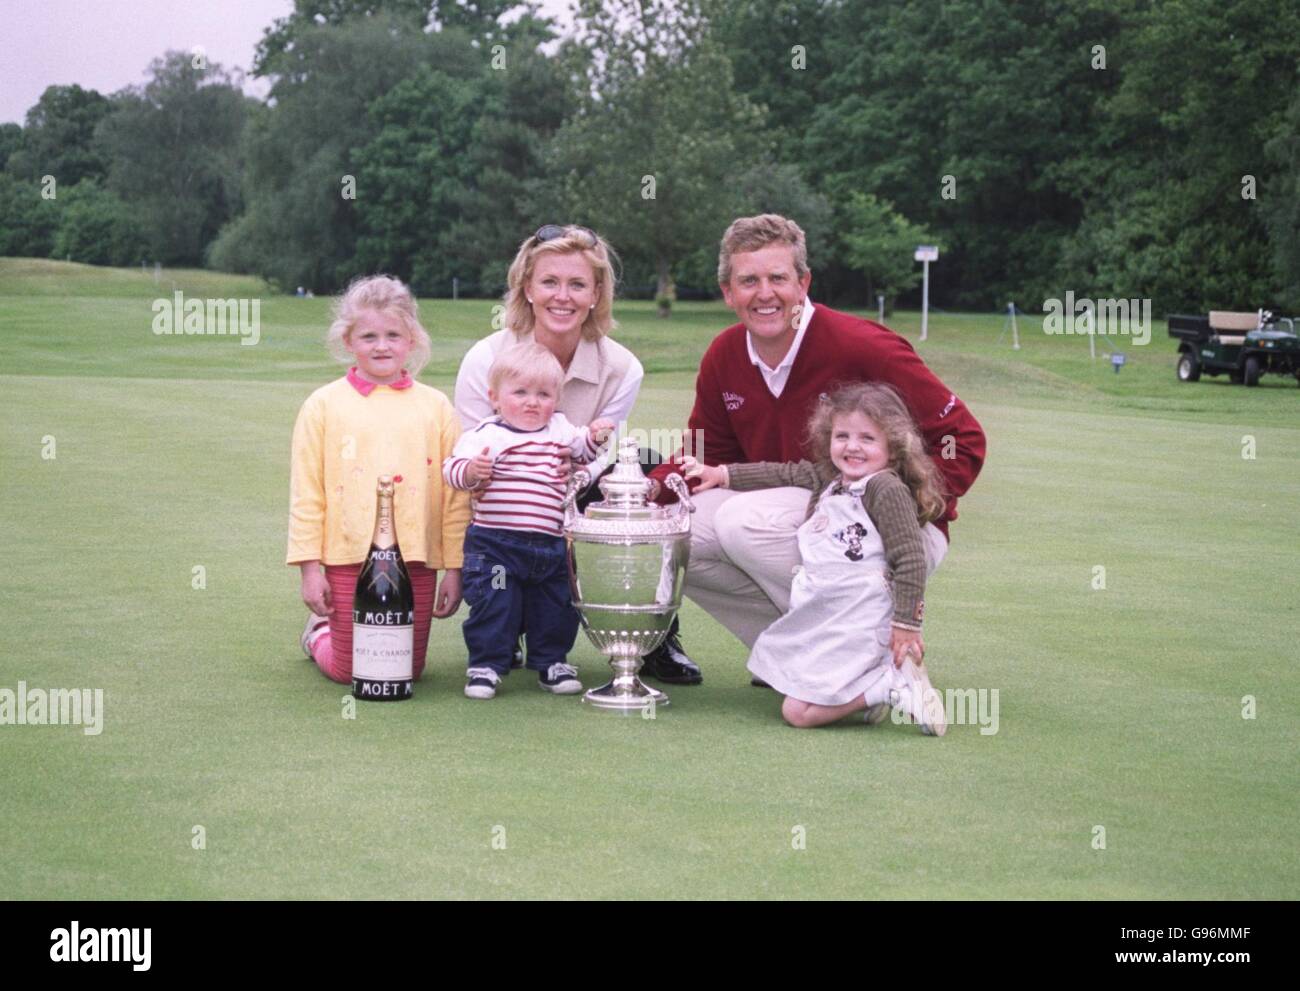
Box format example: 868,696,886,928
0,0,575,125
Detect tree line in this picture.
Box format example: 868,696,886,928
1,0,1297,313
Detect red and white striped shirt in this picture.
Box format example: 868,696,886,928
443,414,601,535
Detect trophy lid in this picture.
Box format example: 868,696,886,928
584,438,660,520
565,438,691,538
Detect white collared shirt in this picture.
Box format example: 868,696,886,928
746,299,815,398
454,329,643,430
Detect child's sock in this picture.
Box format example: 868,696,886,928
862,665,897,707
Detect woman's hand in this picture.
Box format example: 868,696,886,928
465,447,493,487
300,562,332,616
433,569,463,618
681,456,728,492
890,626,925,668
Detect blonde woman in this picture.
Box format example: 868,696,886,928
454,225,700,684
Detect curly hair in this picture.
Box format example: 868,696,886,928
805,382,948,524
502,227,619,342
326,274,432,377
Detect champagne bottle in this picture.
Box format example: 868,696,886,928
352,475,415,701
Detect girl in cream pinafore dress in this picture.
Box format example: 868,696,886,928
746,471,895,706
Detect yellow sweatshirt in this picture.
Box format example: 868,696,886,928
287,374,471,568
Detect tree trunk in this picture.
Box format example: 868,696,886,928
655,256,675,318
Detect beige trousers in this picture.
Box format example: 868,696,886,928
684,487,948,648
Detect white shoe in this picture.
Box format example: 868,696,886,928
465,666,502,700
301,612,329,659
864,702,891,725
538,662,583,695
891,658,947,736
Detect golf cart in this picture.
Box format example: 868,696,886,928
1168,309,1300,387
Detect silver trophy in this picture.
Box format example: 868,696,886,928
562,438,694,712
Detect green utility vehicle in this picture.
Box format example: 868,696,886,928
1169,310,1300,387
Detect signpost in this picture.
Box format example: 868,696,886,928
914,245,938,341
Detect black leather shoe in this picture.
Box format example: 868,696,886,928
641,631,702,685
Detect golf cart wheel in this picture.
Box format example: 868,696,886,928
1177,351,1201,382
1244,355,1262,387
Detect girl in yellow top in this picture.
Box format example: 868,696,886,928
288,275,471,684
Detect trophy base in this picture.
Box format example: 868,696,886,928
582,656,669,713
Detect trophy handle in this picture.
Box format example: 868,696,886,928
665,472,695,514
563,468,592,525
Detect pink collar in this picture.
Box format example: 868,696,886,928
347,367,413,396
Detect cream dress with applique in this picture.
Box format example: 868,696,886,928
746,471,895,705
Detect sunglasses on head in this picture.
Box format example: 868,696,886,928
534,224,598,248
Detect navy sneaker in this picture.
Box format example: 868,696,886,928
464,666,502,700
538,662,583,695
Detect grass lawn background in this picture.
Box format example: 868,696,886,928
1,259,1296,899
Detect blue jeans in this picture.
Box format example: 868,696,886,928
461,524,579,677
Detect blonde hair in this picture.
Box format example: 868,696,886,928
326,275,432,377
502,227,618,342
718,213,809,285
487,342,565,396
806,383,948,524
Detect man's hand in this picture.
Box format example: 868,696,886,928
465,446,493,487
433,569,462,618
891,626,924,668
681,456,728,492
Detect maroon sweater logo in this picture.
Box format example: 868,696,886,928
723,390,745,411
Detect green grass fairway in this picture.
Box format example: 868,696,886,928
2,260,1297,899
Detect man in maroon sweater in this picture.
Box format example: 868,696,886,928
645,214,986,671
